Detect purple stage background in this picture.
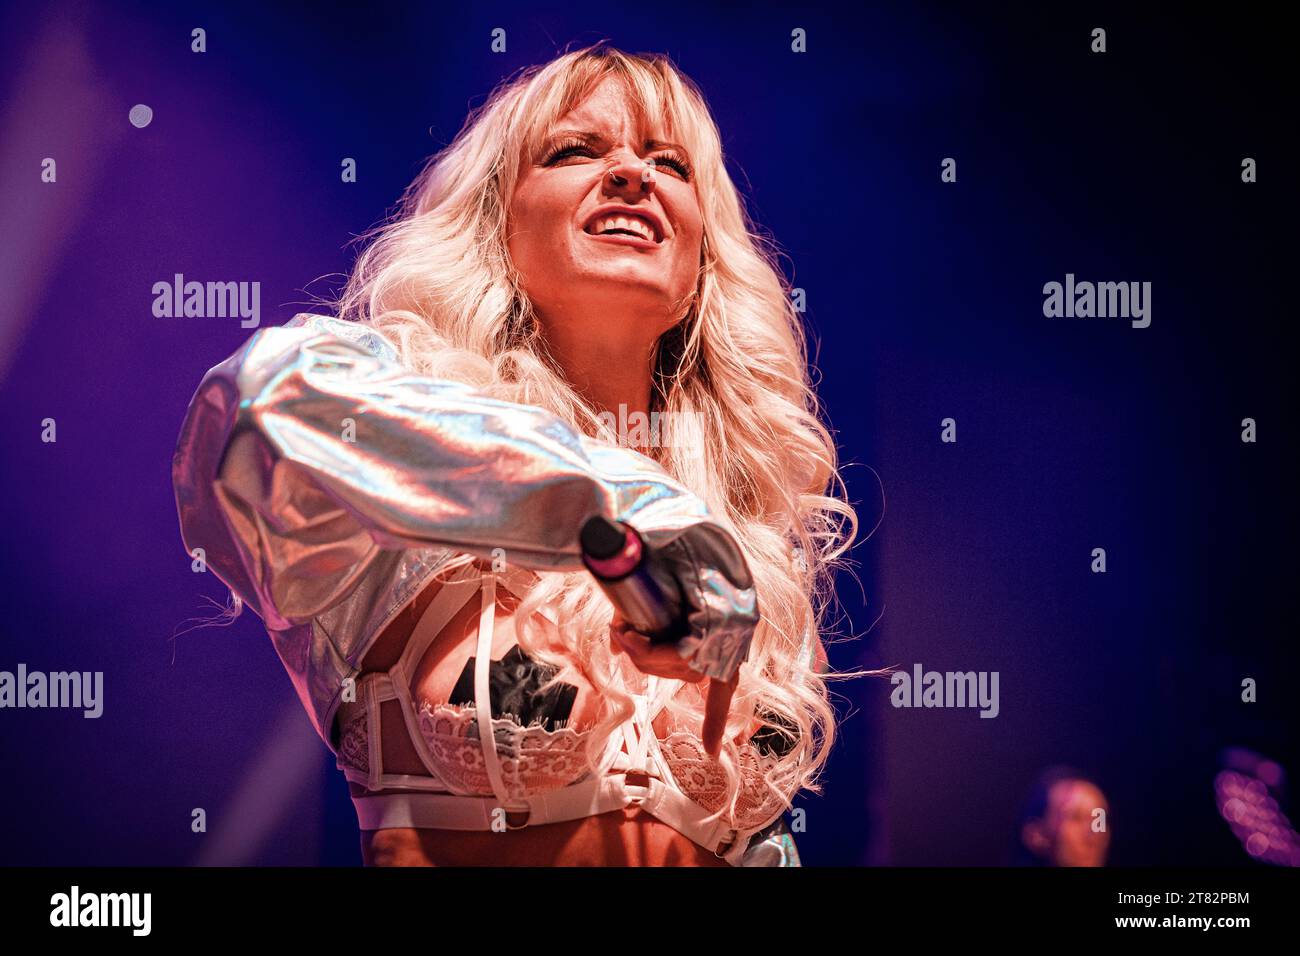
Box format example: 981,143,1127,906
0,1,1295,866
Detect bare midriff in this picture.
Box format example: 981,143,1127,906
345,559,749,867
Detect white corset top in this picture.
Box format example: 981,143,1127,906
333,561,798,865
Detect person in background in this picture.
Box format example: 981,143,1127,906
1013,765,1111,867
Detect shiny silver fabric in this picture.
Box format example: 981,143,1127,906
740,816,803,866
171,313,759,753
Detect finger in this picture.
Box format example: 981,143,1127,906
611,628,663,669
611,626,708,683
612,626,652,654
635,640,705,680
609,622,644,655
701,673,739,758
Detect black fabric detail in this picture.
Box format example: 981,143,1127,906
748,710,799,758
448,644,578,732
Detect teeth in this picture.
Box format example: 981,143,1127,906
588,213,656,242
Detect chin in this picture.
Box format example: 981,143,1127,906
567,278,683,316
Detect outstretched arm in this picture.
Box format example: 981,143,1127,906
172,313,758,685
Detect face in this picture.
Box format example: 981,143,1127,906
507,76,704,351
1037,780,1111,867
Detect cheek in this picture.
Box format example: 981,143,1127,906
507,208,550,303
509,187,565,260
673,213,705,285
508,198,535,255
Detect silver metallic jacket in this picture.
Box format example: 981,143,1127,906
170,314,759,757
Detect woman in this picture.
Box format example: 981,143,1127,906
172,43,859,866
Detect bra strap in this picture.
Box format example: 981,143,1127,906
379,561,484,786
472,572,521,811
620,678,659,774
393,561,483,682
638,677,685,791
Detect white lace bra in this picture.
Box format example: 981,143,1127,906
333,561,799,865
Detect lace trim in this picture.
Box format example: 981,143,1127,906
416,700,595,803
342,697,794,831
657,731,794,832
338,712,369,774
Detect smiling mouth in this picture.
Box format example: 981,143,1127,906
582,212,663,243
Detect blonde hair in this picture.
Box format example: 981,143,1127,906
334,42,865,831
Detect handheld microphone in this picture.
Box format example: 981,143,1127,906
579,515,687,644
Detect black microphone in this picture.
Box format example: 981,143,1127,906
579,515,688,644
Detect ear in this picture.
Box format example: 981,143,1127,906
1022,820,1050,856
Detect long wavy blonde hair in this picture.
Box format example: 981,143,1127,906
334,42,863,829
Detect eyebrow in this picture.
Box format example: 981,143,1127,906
541,128,689,157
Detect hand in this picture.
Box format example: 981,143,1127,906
609,615,740,759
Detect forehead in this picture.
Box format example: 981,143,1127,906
1051,780,1105,810
538,75,677,147
558,77,635,124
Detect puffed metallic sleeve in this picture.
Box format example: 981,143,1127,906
171,313,757,680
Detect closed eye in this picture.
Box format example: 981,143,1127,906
648,154,692,179
543,144,597,164
542,142,692,181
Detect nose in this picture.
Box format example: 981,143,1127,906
603,147,657,196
